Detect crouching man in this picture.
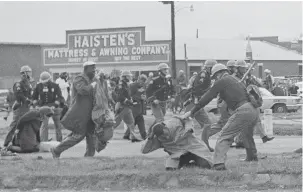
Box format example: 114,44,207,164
5,106,54,153
141,116,213,170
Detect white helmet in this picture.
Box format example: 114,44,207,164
157,63,169,71
264,69,271,73
211,64,228,78
121,70,132,77
83,61,96,67
20,65,32,73
40,71,52,83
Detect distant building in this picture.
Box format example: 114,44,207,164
176,38,302,79
0,28,302,89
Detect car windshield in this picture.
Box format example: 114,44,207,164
259,87,274,97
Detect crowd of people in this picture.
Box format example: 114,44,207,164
1,59,279,171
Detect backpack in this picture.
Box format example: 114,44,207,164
231,75,263,109
247,84,263,108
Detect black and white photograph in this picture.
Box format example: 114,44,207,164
0,0,302,191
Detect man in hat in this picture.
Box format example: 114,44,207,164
113,70,141,142
123,74,148,140
146,63,175,122
32,71,64,142
51,61,97,158
3,65,33,148
182,63,259,170
264,69,274,92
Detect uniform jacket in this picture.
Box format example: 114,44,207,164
61,73,96,135
192,73,249,115
141,117,212,163
13,79,32,105
130,82,146,117
146,75,175,102
33,81,64,107
113,79,132,105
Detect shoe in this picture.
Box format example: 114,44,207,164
166,167,177,171
212,163,227,171
131,138,142,143
262,136,274,143
50,147,60,159
123,136,130,140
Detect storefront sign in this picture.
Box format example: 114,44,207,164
43,27,171,66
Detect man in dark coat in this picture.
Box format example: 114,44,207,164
5,106,54,153
3,65,33,148
123,74,148,140
50,61,97,158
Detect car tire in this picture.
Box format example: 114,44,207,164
272,103,287,113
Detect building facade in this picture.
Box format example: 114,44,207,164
42,26,171,80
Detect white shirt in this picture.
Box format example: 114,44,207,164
56,78,70,101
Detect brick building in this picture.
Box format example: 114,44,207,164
0,27,302,89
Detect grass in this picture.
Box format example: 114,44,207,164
0,153,301,190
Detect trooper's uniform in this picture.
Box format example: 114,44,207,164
32,71,64,142
3,66,33,147
123,79,147,140
189,63,258,170
113,71,140,142
234,64,274,146
184,60,216,129
146,63,174,122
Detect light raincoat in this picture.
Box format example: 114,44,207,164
141,116,213,168
91,78,115,152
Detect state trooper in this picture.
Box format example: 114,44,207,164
32,71,64,142
234,63,274,147
184,60,215,129
226,60,237,75
146,63,175,122
123,74,148,140
3,65,33,148
235,60,248,80
113,71,141,142
183,63,259,170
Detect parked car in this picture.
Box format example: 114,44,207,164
204,87,302,114
295,81,302,98
0,89,9,108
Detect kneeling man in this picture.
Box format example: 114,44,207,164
5,106,54,153
141,116,213,170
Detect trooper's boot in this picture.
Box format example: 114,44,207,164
131,138,142,143
123,135,130,140
243,148,258,162
201,125,214,152
262,136,274,143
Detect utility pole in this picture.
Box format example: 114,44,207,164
160,1,176,80
170,1,176,80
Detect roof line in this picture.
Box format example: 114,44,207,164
0,42,63,46
261,41,302,55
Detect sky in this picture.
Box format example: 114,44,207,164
0,1,302,44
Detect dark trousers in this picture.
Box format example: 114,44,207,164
124,115,147,140
53,128,95,157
